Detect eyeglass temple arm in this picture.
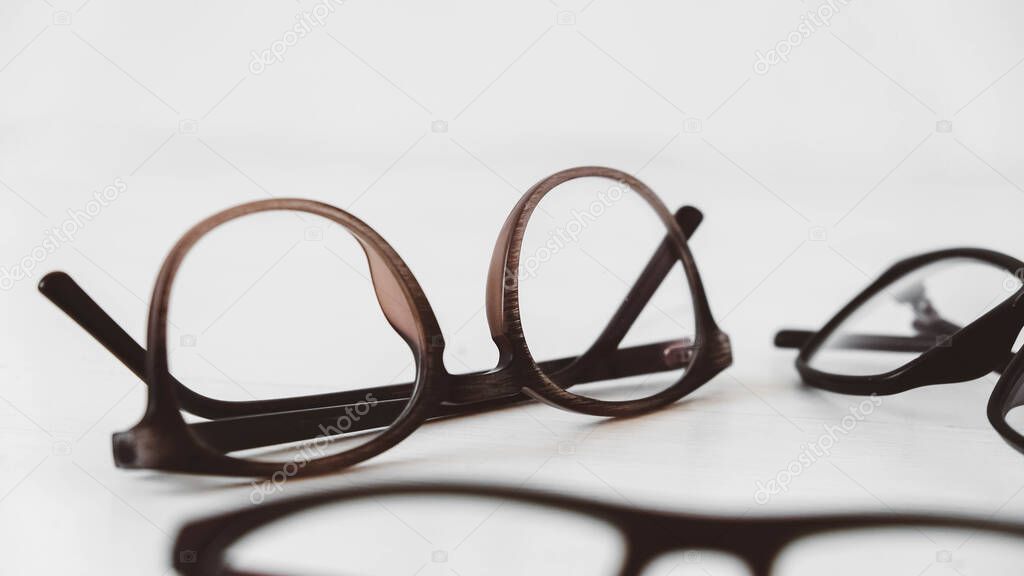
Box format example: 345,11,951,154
774,329,944,352
776,327,1013,374
39,272,149,382
186,336,695,453
38,272,246,418
38,271,417,419
574,205,703,358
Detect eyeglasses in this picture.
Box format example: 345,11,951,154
41,166,731,477
775,248,1024,455
170,482,1024,575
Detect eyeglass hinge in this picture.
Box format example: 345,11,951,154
662,337,695,368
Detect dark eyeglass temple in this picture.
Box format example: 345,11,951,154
774,329,812,349
776,328,1013,377
570,204,703,361
39,271,148,381
774,329,944,352
774,293,1015,374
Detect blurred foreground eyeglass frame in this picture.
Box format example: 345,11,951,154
774,248,1024,455
40,166,732,477
171,482,1024,575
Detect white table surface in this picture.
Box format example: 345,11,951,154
2,1,1024,574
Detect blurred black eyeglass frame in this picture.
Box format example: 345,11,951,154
171,482,1024,576
775,248,1024,456
40,166,732,478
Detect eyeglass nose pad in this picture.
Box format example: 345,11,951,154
484,207,518,346
358,239,421,348
893,282,927,305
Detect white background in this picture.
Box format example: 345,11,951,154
2,0,1024,574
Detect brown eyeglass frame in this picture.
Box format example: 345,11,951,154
172,482,1024,575
40,166,732,478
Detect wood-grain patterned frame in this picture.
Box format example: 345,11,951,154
40,166,731,477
